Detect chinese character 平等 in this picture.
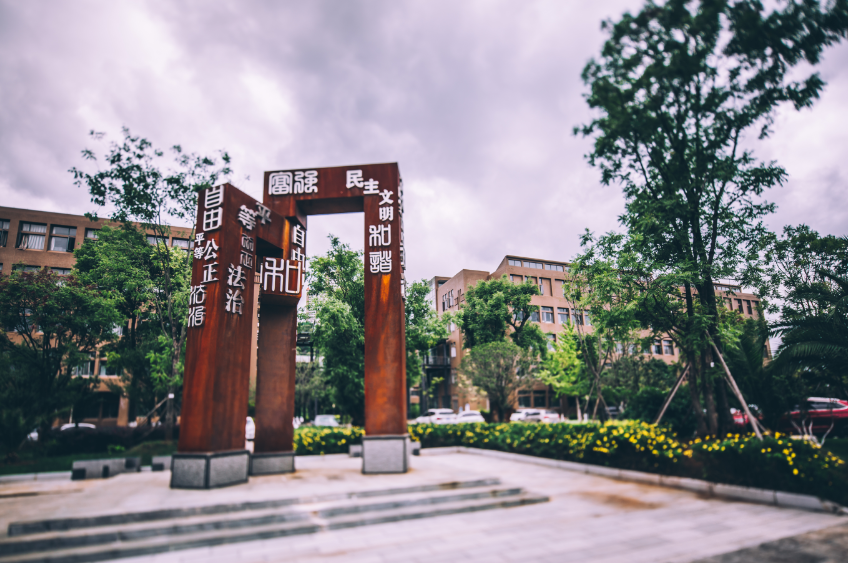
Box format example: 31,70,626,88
227,264,247,289
291,247,305,263
268,172,293,195
368,224,391,247
241,234,254,252
187,306,206,328
292,224,306,247
201,262,219,284
189,285,207,306
379,206,393,222
255,203,272,226
363,178,380,195
369,251,392,274
240,250,254,269
237,205,257,230
225,288,244,315
194,238,219,261
205,185,224,209
203,208,222,232
346,170,363,189
294,170,318,194
378,189,394,206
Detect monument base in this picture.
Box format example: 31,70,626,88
170,450,249,489
362,435,410,474
249,451,295,475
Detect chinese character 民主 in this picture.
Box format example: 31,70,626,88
225,288,244,315
205,185,224,209
203,208,222,232
368,224,391,247
363,178,379,195
379,207,393,222
227,264,247,289
238,205,257,230
369,251,392,274
292,224,305,248
346,170,363,189
294,170,318,194
268,172,293,195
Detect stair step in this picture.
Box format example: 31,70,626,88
0,493,549,563
7,478,500,537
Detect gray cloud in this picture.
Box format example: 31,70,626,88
1,0,846,285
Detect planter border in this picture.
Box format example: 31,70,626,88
420,446,847,515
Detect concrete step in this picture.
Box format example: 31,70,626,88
0,482,548,563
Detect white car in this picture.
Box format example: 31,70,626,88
415,408,457,424
510,408,533,422
59,423,97,431
455,411,486,423
314,414,339,427
245,417,255,440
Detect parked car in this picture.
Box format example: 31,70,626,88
245,417,255,440
509,408,533,422
455,410,486,423
517,409,562,423
605,406,622,420
784,397,848,434
314,414,340,427
59,423,97,431
415,408,457,424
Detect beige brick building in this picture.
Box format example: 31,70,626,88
423,255,766,415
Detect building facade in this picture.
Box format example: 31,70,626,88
423,255,767,415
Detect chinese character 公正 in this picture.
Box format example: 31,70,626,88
379,206,393,222
369,251,392,274
203,208,222,232
294,170,318,194
225,288,244,315
368,224,391,247
194,238,219,261
268,172,293,195
292,224,306,248
205,185,224,209
237,205,257,230
227,264,247,289
346,170,363,189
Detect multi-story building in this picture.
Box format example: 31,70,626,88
0,206,193,427
423,255,767,415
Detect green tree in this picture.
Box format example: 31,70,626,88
0,269,121,447
538,323,586,416
576,0,847,436
454,276,548,357
70,127,231,438
459,340,538,422
405,279,449,399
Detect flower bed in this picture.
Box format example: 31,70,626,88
294,426,363,456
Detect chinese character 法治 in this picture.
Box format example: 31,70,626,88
227,264,247,289
368,224,390,247
225,288,244,315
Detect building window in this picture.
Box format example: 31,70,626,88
544,263,564,272
524,260,543,269
554,279,564,296
73,356,96,377
99,358,118,376
530,310,540,323
510,274,522,283
533,390,547,408
0,263,3,273
558,307,569,324
751,301,759,317
546,333,556,351
663,340,674,355
653,340,662,355
50,268,71,276
171,238,190,250
147,235,167,246
514,311,525,322
736,299,743,312
745,300,752,315
85,228,99,240
16,222,47,250
518,391,531,407
508,259,522,267
450,344,457,358
49,226,77,252
526,276,537,285
572,310,583,325
541,306,554,323
14,265,41,273
584,310,592,326
0,219,9,247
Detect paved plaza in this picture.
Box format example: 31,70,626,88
0,450,843,563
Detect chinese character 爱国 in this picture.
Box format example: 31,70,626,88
268,172,293,195
379,206,393,222
203,208,222,232
368,224,390,247
225,288,244,315
292,224,305,248
369,251,392,274
237,205,257,230
363,178,380,195
346,170,363,189
205,185,224,209
227,264,247,289
294,170,318,194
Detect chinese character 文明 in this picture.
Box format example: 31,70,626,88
363,178,380,195
189,285,207,306
294,170,318,194
292,224,305,247
188,306,206,327
378,189,393,206
268,172,293,195
241,234,254,252
379,206,393,222
227,264,247,289
205,185,224,209
255,203,271,225
368,224,390,247
203,208,222,232
194,238,219,261
291,247,305,263
238,205,257,230
240,250,254,269
225,288,244,315
346,170,363,189
369,251,392,274
201,262,219,284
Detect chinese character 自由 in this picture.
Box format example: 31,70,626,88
225,288,244,315
291,247,305,263
268,172,293,195
203,208,222,232
205,185,224,209
368,224,391,247
369,251,392,274
227,264,247,288
237,205,257,230
346,170,363,189
379,206,393,222
292,224,306,248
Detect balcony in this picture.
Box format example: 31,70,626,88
422,356,451,367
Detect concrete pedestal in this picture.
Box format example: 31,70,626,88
249,451,295,475
362,435,410,474
170,450,249,489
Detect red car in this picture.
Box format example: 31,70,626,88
784,397,848,434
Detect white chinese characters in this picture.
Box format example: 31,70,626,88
369,251,392,274
262,257,302,295
202,185,225,232
269,170,319,195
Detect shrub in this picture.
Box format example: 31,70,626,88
624,385,698,439
294,426,364,455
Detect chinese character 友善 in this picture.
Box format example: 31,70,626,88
368,224,390,247
268,172,293,195
369,251,392,274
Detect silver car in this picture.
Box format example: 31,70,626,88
414,408,457,424
455,410,486,423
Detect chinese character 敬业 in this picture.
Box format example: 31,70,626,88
378,189,393,206
194,238,219,261
189,285,207,306
227,264,247,288
346,170,363,189
201,262,219,284
294,170,318,194
268,172,292,195
363,178,380,195
292,224,306,247
240,250,254,269
237,205,257,230
255,203,271,226
225,288,244,315
368,224,391,247
241,234,254,252
205,185,224,209
369,251,392,274
188,306,206,327
379,206,393,222
203,208,222,232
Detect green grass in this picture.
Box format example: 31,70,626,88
821,438,848,463
0,441,178,476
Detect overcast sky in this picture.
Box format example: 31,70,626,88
1,0,846,286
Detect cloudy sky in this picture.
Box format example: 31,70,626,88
1,1,846,285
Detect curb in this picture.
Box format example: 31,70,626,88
420,446,847,515
0,471,72,483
